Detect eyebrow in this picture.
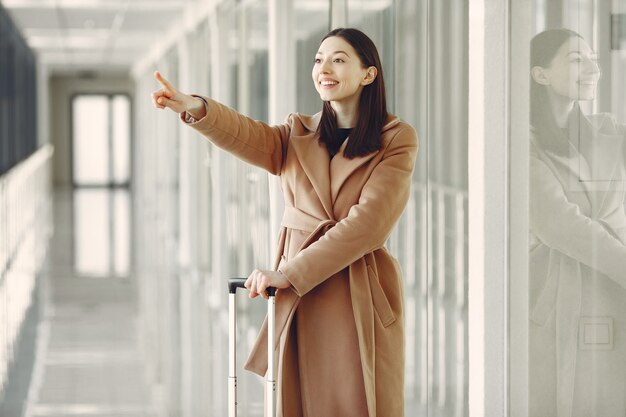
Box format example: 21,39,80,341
567,51,598,58
315,50,350,56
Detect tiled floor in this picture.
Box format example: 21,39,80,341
23,187,156,417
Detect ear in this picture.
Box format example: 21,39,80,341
361,66,378,86
531,66,550,86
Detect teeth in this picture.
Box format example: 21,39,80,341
320,80,338,86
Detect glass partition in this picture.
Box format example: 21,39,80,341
511,1,626,415
295,0,330,115
349,1,469,416
132,1,470,415
0,4,38,175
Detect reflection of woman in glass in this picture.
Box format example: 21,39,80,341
152,28,417,416
530,28,626,416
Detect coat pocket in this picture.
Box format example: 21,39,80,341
367,265,396,327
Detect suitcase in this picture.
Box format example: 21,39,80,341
228,278,277,417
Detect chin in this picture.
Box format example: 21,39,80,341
577,91,597,101
316,91,331,101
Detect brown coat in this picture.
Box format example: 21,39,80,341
181,97,418,417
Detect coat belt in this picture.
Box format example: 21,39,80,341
281,206,337,251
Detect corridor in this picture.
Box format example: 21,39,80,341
21,187,155,417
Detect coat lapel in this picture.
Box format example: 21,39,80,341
330,142,379,203
290,133,334,218
292,112,402,214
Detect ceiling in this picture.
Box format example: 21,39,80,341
1,0,393,77
1,0,194,76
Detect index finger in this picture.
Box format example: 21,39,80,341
154,70,174,91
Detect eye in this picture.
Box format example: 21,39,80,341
314,58,322,64
333,58,344,63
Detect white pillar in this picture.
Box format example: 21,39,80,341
468,0,510,416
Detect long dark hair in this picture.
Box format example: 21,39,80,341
530,28,583,151
315,28,388,159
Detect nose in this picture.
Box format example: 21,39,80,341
583,57,601,77
319,59,331,74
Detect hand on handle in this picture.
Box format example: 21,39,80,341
245,269,291,300
151,70,206,118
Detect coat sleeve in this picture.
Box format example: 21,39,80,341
180,96,291,175
529,153,626,286
279,126,419,296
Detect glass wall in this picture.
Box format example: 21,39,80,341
348,1,468,415
387,1,468,416
295,0,331,115
511,0,626,415
132,0,468,415
0,6,50,414
0,3,38,175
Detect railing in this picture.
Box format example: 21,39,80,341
0,144,54,396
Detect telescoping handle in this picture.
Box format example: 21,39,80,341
228,278,277,417
228,278,277,296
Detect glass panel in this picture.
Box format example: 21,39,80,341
188,19,212,274
113,188,130,276
246,3,269,121
362,0,469,415
112,95,130,185
0,6,38,175
216,1,239,108
295,0,330,115
520,1,626,416
72,95,110,185
74,188,130,278
74,188,111,276
347,0,395,110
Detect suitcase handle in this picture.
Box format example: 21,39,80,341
228,277,276,296
227,277,277,417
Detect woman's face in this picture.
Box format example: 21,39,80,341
535,36,601,102
311,36,373,105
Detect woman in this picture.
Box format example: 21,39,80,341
152,28,418,417
529,28,626,416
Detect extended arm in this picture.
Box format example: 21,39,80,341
179,97,291,175
152,71,290,175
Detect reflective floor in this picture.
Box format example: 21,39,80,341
2,186,271,417
18,187,156,417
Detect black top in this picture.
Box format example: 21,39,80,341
330,128,353,159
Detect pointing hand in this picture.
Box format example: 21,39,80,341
151,71,205,117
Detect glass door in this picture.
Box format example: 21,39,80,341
70,94,132,278
71,94,130,187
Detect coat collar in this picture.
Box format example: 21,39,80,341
291,113,399,219
297,111,401,134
